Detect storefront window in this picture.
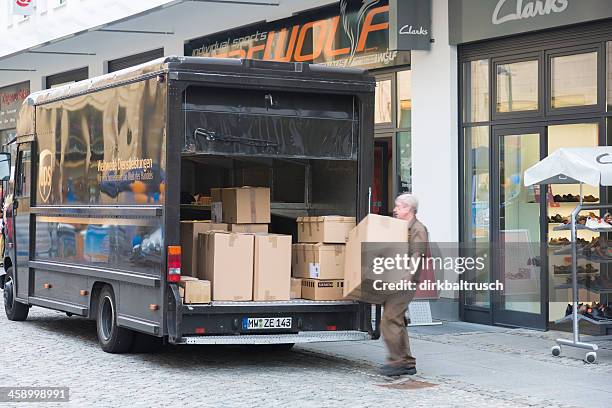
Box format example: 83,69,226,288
551,52,598,108
375,79,392,124
397,131,411,193
464,126,490,308
397,70,411,128
496,60,539,112
463,59,489,123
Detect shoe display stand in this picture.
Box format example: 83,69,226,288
550,189,612,364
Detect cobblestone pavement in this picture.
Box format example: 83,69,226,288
0,305,580,408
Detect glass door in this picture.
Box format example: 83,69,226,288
492,127,547,329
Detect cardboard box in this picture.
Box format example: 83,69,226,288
290,278,302,299
301,279,344,300
292,243,345,280
343,214,409,303
253,234,292,301
229,224,269,233
296,216,355,243
180,221,228,277
222,187,271,224
198,231,254,301
179,277,211,304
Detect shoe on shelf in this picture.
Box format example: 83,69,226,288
380,364,417,377
586,217,612,230
584,195,599,203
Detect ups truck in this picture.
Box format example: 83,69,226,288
0,57,376,353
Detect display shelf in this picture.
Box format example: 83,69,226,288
553,224,612,232
554,313,612,326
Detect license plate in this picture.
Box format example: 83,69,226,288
243,317,292,330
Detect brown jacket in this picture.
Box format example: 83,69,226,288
407,217,429,283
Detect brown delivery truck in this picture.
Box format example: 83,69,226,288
0,57,376,353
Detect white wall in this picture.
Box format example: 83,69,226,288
411,0,459,299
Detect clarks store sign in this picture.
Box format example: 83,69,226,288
449,0,612,44
389,0,431,51
185,0,410,69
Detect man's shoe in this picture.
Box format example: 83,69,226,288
380,364,417,377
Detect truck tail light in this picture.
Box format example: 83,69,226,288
167,246,181,283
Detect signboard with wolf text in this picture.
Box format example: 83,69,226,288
185,0,410,70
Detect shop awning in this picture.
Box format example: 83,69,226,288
524,147,612,187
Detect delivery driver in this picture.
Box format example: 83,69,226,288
380,193,428,377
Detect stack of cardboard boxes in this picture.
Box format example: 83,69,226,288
291,216,355,300
179,187,292,303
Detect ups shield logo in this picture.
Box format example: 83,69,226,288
38,149,53,204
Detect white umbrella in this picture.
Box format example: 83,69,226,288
524,147,612,187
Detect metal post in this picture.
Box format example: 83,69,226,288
571,203,579,344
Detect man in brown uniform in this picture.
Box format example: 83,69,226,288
380,193,428,377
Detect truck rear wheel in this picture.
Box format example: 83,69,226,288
96,286,134,353
3,268,29,321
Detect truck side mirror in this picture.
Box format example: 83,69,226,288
0,153,10,182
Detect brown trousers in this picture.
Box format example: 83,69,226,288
381,290,416,367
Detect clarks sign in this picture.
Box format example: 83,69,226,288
449,0,612,45
389,0,431,51
492,0,568,25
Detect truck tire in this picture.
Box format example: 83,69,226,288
96,286,134,353
3,268,29,321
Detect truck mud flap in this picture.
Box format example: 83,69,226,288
167,285,183,343
177,330,370,345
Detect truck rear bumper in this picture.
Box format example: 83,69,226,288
176,330,371,345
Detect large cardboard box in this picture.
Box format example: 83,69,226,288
296,216,355,243
290,278,302,299
253,234,292,301
343,214,409,303
229,224,269,233
179,277,211,304
292,243,345,280
301,279,344,300
180,221,228,277
198,231,254,301
222,187,271,224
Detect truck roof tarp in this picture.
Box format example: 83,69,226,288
524,147,612,187
22,56,372,107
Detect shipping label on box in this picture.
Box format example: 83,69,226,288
308,263,320,279
222,187,270,224
199,231,254,301
301,279,344,301
253,234,292,301
296,216,355,243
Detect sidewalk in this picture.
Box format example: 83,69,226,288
300,321,612,408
